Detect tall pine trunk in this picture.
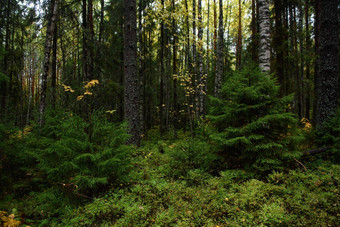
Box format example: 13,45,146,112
197,0,204,118
172,0,178,138
236,0,242,70
305,0,311,119
312,0,320,125
51,13,58,110
215,0,223,96
315,0,339,127
160,0,165,135
251,0,257,62
124,0,140,145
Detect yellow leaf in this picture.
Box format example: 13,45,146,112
106,110,116,114
0,211,21,227
84,90,93,95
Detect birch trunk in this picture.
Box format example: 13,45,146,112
258,0,270,72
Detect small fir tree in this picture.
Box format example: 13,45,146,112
208,66,301,172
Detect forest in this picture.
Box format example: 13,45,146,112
0,0,339,226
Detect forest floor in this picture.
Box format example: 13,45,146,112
0,131,339,226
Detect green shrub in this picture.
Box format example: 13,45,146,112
207,66,302,172
164,139,219,179
32,110,132,195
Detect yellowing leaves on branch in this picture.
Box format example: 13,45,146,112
77,80,100,101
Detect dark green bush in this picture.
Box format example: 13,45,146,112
207,66,302,172
31,110,132,195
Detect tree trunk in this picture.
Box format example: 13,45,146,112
1,0,11,118
172,0,178,139
99,0,104,44
312,0,320,125
87,0,94,80
258,0,270,72
236,0,242,70
82,0,87,80
273,0,285,95
315,0,339,127
205,0,210,115
298,4,305,119
305,0,311,120
51,12,58,110
214,0,223,96
251,0,257,62
160,0,165,136
138,0,144,137
213,0,217,85
185,0,193,137
39,0,59,126
124,0,140,145
197,0,204,118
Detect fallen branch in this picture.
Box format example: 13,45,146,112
294,158,308,172
56,182,93,200
302,147,329,155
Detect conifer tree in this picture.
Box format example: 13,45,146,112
124,0,140,145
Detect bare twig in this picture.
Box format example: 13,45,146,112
294,158,308,172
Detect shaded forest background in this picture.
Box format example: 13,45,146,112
0,0,339,226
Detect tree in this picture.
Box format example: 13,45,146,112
258,0,270,72
214,0,223,96
197,0,204,117
236,0,242,70
315,0,339,127
39,0,60,125
172,0,178,138
124,0,140,145
160,0,165,136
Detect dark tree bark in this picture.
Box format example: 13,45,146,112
185,0,193,136
192,0,197,119
214,0,223,96
305,0,311,119
312,0,320,124
251,0,258,62
39,0,59,125
273,0,286,95
160,0,165,136
99,0,104,44
82,0,87,80
298,4,304,119
124,0,140,145
205,0,210,115
172,0,178,139
51,12,58,110
87,0,94,80
315,0,339,127
236,0,242,70
138,0,144,136
197,0,204,118
1,0,11,117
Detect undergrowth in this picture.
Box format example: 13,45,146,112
0,69,339,226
